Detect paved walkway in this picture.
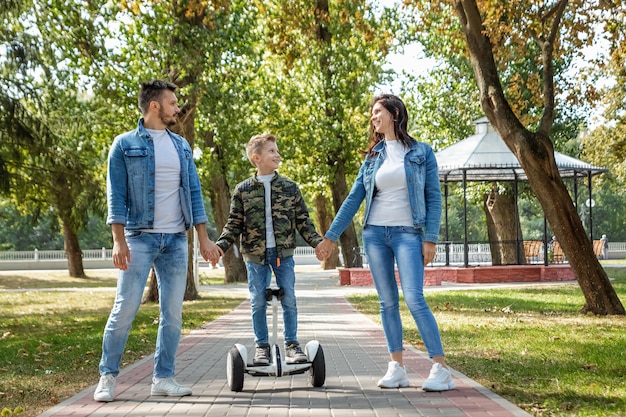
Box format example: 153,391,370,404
39,267,532,417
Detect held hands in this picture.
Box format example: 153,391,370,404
200,239,224,267
315,238,335,261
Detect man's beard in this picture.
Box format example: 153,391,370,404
160,109,178,127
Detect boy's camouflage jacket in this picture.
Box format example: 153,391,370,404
215,172,323,264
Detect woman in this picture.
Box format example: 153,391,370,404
316,94,454,391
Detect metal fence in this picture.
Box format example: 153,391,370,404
2,242,624,264
0,247,113,261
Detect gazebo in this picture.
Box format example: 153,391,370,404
430,118,607,282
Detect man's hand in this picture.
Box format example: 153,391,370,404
111,224,130,270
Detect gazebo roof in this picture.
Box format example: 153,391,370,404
436,117,607,181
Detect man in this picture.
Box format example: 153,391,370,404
94,80,223,402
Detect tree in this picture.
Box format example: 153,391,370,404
96,0,269,291
0,0,113,277
448,0,624,314
0,95,105,277
259,0,397,268
402,2,591,267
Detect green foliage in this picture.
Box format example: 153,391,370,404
258,0,398,197
0,0,111,262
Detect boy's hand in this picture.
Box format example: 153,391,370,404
316,238,335,261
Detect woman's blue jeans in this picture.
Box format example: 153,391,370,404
363,225,444,358
99,231,188,378
246,247,298,346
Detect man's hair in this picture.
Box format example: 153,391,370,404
138,80,177,114
246,133,276,167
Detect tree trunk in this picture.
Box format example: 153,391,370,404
315,193,340,269
184,230,199,301
142,268,158,304
330,161,362,268
144,79,201,301
484,184,524,265
453,0,625,315
61,218,85,278
514,130,624,314
315,0,361,268
203,131,247,284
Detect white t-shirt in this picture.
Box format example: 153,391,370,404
142,128,185,233
258,174,276,249
367,140,413,226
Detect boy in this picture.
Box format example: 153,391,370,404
214,133,323,365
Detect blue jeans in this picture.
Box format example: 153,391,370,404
363,225,444,358
246,247,298,346
99,231,188,378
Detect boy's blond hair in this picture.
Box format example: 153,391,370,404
246,133,277,167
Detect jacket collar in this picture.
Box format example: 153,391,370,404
137,118,177,141
254,171,278,182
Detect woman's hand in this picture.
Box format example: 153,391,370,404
423,241,436,266
316,238,335,261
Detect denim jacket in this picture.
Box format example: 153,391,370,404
325,139,441,243
106,118,208,230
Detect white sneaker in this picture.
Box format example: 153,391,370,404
93,374,116,402
377,361,410,388
151,377,192,396
422,363,456,391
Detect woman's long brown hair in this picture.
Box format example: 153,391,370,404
366,94,414,156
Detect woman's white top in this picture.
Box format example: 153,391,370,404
367,140,413,227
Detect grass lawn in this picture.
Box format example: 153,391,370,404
0,269,245,417
348,267,626,417
1,267,625,416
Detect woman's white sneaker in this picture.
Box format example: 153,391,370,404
377,361,410,388
93,374,116,402
151,377,192,396
421,363,455,391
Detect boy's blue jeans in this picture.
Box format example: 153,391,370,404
246,247,298,346
363,225,444,358
99,231,188,378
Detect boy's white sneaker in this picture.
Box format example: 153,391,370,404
93,374,116,402
377,361,410,388
422,363,456,391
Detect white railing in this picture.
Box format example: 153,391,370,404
0,242,624,264
0,247,112,261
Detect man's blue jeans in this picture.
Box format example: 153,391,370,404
246,247,298,346
99,231,188,378
363,225,444,358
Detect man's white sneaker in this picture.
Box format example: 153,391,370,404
421,363,456,391
377,361,410,388
151,377,192,396
93,374,116,402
